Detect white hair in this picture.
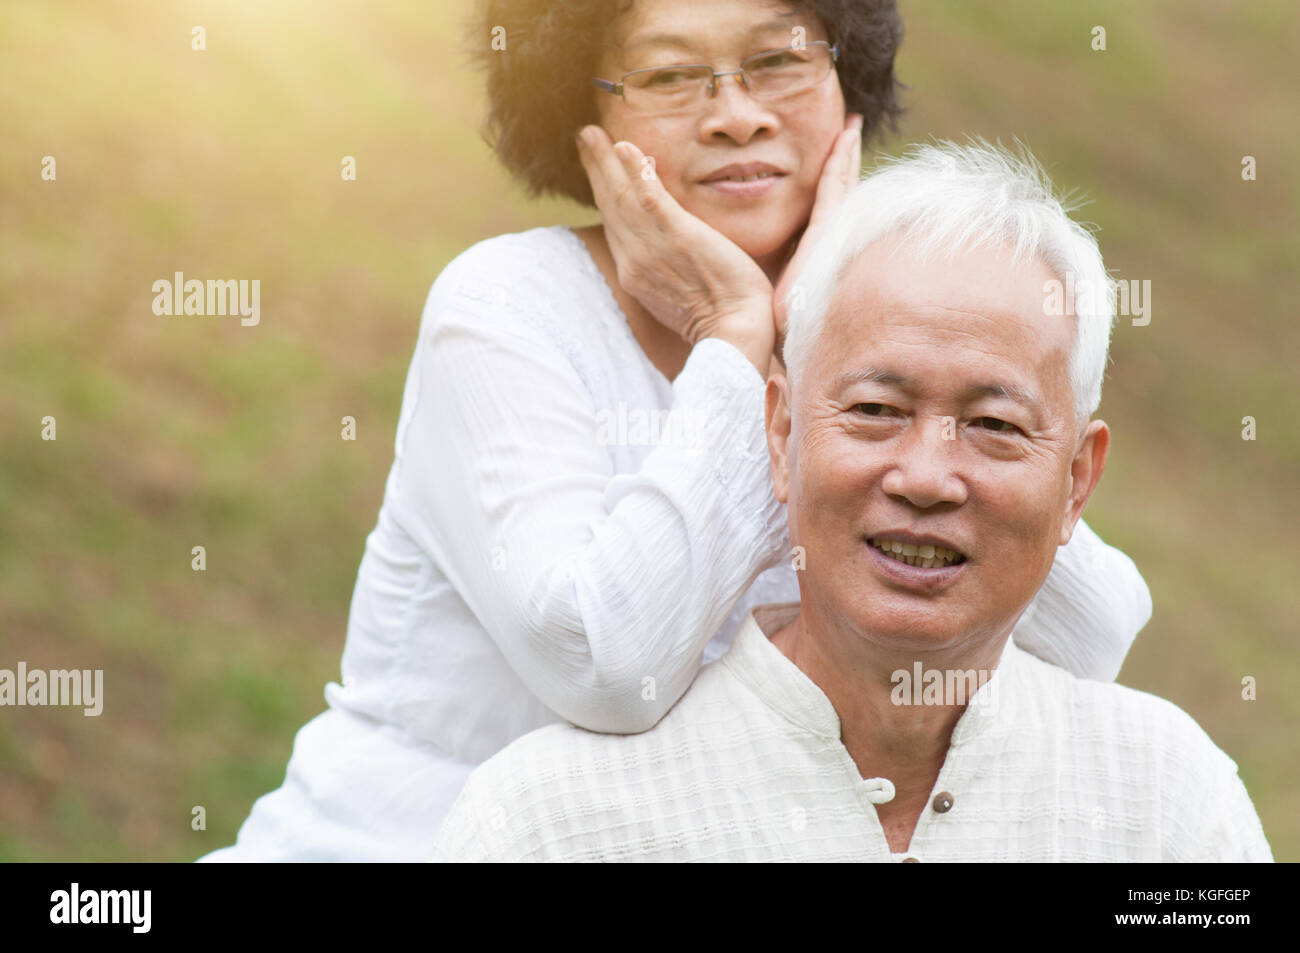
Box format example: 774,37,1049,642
783,139,1116,424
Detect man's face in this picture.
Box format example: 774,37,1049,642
594,0,846,264
767,235,1109,654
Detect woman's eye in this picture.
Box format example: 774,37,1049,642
975,417,1019,433
749,52,796,71
646,69,691,86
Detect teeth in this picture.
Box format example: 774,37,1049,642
870,539,963,568
722,172,775,182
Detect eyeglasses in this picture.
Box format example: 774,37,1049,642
592,41,839,113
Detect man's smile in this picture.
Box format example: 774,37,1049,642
867,535,966,568
864,534,968,592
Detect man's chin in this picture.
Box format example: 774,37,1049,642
845,595,977,654
858,620,970,654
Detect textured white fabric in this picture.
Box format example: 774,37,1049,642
432,604,1272,862
202,225,1152,862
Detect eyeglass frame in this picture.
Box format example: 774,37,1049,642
591,40,840,108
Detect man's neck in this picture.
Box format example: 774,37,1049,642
768,610,1009,852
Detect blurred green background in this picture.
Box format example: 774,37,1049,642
1,0,1296,861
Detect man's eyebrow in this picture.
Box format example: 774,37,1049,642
834,367,909,390
965,381,1044,412
623,17,798,54
835,368,1044,411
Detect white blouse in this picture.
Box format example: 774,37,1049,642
432,604,1271,862
200,226,1152,862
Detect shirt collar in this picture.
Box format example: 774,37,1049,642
949,634,1025,746
722,603,842,739
722,603,1029,747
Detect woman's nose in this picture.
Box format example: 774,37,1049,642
697,75,778,144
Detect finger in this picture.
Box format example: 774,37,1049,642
595,133,665,223
849,113,863,184
832,115,862,190
578,125,634,217
805,124,860,230
824,118,863,201
583,135,656,277
611,139,684,218
613,140,653,197
575,125,611,214
774,118,862,321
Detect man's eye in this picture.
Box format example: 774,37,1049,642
975,417,1019,433
854,403,892,416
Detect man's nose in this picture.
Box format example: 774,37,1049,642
879,418,968,509
697,74,777,145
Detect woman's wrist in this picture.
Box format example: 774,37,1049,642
697,305,775,378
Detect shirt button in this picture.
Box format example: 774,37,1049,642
861,777,896,805
932,791,954,814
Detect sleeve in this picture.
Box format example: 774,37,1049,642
1168,731,1274,863
1195,768,1274,862
391,243,789,735
1010,518,1153,682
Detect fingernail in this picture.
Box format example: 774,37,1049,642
575,127,588,147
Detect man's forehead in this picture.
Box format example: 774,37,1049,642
822,240,1069,352
811,238,1074,406
834,237,1058,319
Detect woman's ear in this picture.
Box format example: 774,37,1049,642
766,373,794,503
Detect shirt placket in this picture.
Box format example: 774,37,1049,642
902,702,1004,862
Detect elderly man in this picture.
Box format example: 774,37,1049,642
430,142,1272,862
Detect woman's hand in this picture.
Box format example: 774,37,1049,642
772,113,863,357
576,125,775,374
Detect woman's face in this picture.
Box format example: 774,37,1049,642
594,0,847,269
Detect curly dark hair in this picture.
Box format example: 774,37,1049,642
468,0,904,207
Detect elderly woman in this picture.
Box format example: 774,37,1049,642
202,0,1150,862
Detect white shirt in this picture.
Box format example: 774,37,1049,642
432,603,1272,862
201,226,1152,862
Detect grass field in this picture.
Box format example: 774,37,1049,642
1,0,1297,861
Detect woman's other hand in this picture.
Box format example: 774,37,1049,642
772,113,863,355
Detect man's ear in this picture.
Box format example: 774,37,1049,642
766,372,793,504
1060,419,1110,545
